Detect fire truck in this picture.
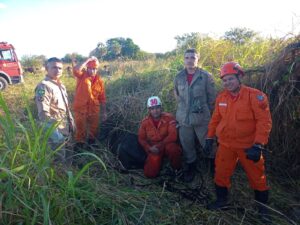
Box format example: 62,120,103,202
0,42,24,90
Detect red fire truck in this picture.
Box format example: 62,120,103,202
0,42,24,90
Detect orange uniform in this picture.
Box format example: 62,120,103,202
207,85,272,190
73,69,106,142
138,112,182,178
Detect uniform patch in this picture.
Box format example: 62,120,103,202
219,102,227,106
256,94,268,109
257,95,264,101
36,88,45,97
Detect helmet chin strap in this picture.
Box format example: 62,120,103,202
236,74,242,84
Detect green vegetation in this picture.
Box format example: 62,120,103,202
1,30,299,224
21,55,47,74
89,37,151,61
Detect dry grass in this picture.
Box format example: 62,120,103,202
0,37,299,224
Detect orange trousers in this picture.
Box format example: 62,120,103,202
144,143,182,178
214,144,269,191
74,111,99,143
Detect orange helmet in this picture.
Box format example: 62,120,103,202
87,59,99,69
220,62,244,78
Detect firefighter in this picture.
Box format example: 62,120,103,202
138,96,182,178
174,48,216,182
35,57,75,163
73,57,107,149
204,62,272,219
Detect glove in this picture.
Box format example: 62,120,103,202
245,144,262,162
203,139,214,156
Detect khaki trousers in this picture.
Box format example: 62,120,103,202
179,124,215,164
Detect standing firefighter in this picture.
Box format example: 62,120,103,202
73,57,107,149
204,62,272,220
174,48,216,182
35,57,75,163
138,96,182,178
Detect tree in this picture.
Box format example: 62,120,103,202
62,53,86,64
89,38,142,61
106,39,122,60
223,27,257,45
89,42,107,60
175,32,211,51
121,38,140,59
21,55,46,73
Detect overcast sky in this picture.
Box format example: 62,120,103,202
0,0,299,58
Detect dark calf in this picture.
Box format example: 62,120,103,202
98,121,146,169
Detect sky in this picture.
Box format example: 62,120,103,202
0,0,300,58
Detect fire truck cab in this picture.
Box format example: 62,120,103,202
0,42,24,91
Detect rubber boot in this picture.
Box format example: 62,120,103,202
255,190,271,223
183,161,197,182
209,158,215,177
207,184,229,210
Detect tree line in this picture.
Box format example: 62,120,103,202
20,27,264,70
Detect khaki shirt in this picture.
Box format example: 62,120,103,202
35,76,74,136
174,68,216,126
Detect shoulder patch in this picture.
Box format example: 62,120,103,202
36,88,45,97
256,95,264,101
256,94,268,110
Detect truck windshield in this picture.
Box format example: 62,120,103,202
0,49,15,61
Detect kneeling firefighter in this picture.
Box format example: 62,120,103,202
138,96,182,178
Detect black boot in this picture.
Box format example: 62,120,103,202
255,190,271,223
207,184,229,210
209,158,215,176
183,161,197,182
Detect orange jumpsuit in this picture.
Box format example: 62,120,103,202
73,69,106,142
207,85,272,190
138,113,182,178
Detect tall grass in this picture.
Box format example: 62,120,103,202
0,92,198,225
0,35,299,224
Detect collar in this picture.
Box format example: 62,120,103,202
146,112,167,123
225,85,247,98
45,75,61,86
182,68,203,85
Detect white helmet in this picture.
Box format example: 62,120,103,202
147,96,162,108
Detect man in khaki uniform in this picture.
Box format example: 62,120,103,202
174,48,216,182
35,57,75,163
